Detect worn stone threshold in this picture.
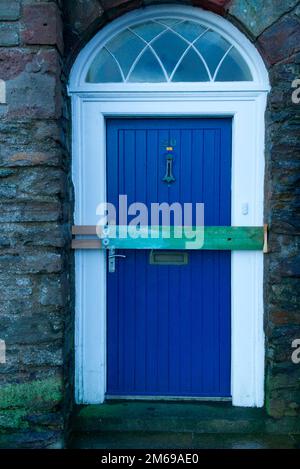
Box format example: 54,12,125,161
69,401,300,449
69,431,300,449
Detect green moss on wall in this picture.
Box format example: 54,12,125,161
0,377,63,410
0,409,29,430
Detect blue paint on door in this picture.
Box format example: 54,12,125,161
106,118,232,397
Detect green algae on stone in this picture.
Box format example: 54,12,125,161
0,409,29,431
0,377,63,410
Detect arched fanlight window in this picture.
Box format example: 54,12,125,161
86,17,253,83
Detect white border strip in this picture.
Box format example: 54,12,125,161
73,94,266,406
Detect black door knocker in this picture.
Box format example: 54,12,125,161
163,145,176,186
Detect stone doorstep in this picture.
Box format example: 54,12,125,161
70,402,300,449
72,402,269,435
69,431,300,449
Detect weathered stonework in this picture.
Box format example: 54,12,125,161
0,2,21,22
0,0,72,449
0,376,64,448
0,0,299,448
229,0,300,37
258,14,300,64
22,3,63,53
0,23,19,46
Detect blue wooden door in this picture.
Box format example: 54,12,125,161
106,118,232,398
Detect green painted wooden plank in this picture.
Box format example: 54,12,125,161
101,226,264,251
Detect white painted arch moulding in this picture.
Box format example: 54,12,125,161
69,5,270,93
69,5,270,407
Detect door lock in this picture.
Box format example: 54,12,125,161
108,248,126,273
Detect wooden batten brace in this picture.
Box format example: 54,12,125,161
71,225,269,252
263,223,269,254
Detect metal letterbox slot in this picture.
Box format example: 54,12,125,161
149,250,189,266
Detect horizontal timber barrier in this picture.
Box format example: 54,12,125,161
72,225,268,252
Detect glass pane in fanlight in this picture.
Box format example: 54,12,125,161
106,29,145,77
172,48,210,82
128,48,167,82
86,49,122,83
131,21,166,42
215,47,252,81
152,30,188,77
173,20,206,42
195,30,231,77
156,18,182,27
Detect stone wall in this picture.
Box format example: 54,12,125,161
0,0,299,448
0,0,73,448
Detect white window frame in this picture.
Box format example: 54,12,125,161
69,5,270,407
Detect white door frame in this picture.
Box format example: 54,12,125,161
69,6,270,407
